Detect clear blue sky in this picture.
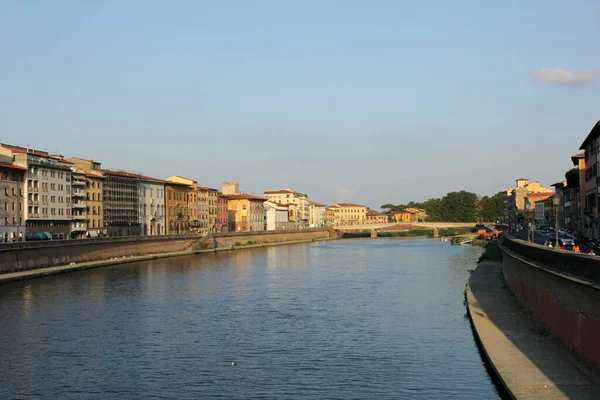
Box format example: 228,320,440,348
1,1,599,209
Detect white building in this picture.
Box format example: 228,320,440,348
70,168,87,239
1,144,74,240
308,200,327,227
139,176,166,236
264,201,289,231
263,188,309,226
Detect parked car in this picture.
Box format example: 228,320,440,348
558,236,575,247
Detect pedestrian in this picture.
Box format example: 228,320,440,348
573,245,581,253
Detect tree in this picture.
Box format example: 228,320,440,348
423,198,443,221
565,168,579,188
481,192,504,222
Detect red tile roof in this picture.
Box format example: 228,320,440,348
0,162,26,171
221,193,266,201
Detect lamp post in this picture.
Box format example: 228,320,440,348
553,195,561,250
525,204,531,242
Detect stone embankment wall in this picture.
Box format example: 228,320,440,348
501,237,600,369
0,229,333,275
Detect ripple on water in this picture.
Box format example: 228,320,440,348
0,238,500,399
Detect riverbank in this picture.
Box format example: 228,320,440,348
466,261,600,399
0,237,335,284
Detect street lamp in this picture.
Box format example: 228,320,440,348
553,195,561,250
525,204,531,242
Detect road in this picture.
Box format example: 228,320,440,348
515,229,590,253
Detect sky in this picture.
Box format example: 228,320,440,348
1,1,599,210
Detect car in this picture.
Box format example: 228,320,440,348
558,236,575,246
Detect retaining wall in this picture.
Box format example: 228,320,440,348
0,229,333,275
501,237,600,369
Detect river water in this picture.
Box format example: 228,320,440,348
0,238,502,399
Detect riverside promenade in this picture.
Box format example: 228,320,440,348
467,261,600,399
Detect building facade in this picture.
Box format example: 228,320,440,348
504,178,554,231
166,176,198,233
222,182,239,195
66,157,105,237
326,203,367,226
579,121,600,240
165,181,190,235
1,144,74,239
102,170,141,237
394,209,417,223
263,188,310,226
224,194,265,232
140,177,166,236
70,168,87,239
308,200,327,227
0,159,26,242
571,152,586,232
207,187,218,233
367,210,389,224
217,194,229,232
197,186,210,233
264,201,290,231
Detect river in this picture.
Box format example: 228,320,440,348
0,238,502,399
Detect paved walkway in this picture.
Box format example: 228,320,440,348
467,261,600,399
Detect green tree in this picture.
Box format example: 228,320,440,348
440,191,477,222
482,192,504,222
565,168,579,188
423,198,443,221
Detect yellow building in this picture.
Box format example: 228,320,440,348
166,176,198,233
326,203,367,226
223,193,265,232
207,187,218,233
394,209,417,223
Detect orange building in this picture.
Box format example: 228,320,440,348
222,193,265,232
394,209,417,223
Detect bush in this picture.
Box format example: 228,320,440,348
478,241,503,263
342,232,371,238
438,227,476,236
378,229,434,238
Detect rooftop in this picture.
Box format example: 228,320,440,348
0,162,27,171
579,120,600,150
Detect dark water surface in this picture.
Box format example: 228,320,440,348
0,238,502,399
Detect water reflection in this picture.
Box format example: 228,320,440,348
0,239,501,400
